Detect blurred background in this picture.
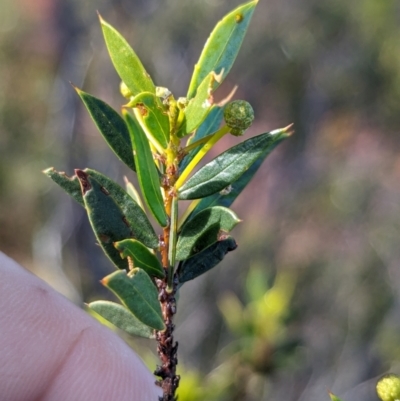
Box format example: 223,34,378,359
1,0,400,400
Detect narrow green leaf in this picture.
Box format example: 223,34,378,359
168,196,178,269
124,177,144,208
180,106,224,171
76,170,132,270
87,300,155,339
102,269,165,331
74,87,135,171
99,15,156,96
189,129,289,216
44,168,159,249
126,92,169,148
177,72,215,138
177,236,237,283
176,206,240,261
85,169,159,249
43,168,83,205
125,111,168,227
178,126,292,200
187,0,258,99
114,239,164,279
125,107,164,154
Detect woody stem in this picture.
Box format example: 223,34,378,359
154,143,180,401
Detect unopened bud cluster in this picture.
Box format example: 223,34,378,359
377,374,400,401
224,100,254,136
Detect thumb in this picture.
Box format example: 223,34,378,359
0,251,161,401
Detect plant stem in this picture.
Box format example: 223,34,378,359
156,140,180,400
156,220,179,400
182,132,214,153
155,276,179,401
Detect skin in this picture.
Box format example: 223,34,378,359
0,251,162,401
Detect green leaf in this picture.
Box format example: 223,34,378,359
44,168,159,249
177,236,237,283
43,168,84,206
85,169,159,249
126,92,169,148
125,112,168,227
114,239,164,279
189,128,289,216
329,393,344,401
176,206,240,261
99,15,156,96
180,106,224,171
87,300,155,339
124,177,144,208
74,87,135,171
178,126,292,200
168,196,178,269
102,269,165,331
75,170,133,270
177,72,215,138
187,0,258,99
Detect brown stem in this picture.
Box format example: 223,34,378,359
156,154,180,400
161,225,170,269
154,275,179,401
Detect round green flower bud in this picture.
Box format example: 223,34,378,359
120,81,133,99
376,374,400,401
223,100,254,136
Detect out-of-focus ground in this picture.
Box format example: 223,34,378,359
1,0,400,400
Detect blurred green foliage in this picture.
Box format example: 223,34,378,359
2,0,400,400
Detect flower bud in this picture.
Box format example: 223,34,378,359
177,97,188,109
376,374,400,401
156,86,172,104
223,100,254,136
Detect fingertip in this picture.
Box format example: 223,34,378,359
41,325,161,401
0,252,161,401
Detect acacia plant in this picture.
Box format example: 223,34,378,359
44,1,292,400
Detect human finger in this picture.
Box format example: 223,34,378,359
0,252,161,401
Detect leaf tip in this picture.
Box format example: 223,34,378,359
42,167,54,175
283,123,295,136
271,123,294,137
113,241,125,258
70,82,81,94
328,390,343,401
218,85,238,107
97,11,104,23
100,276,109,286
